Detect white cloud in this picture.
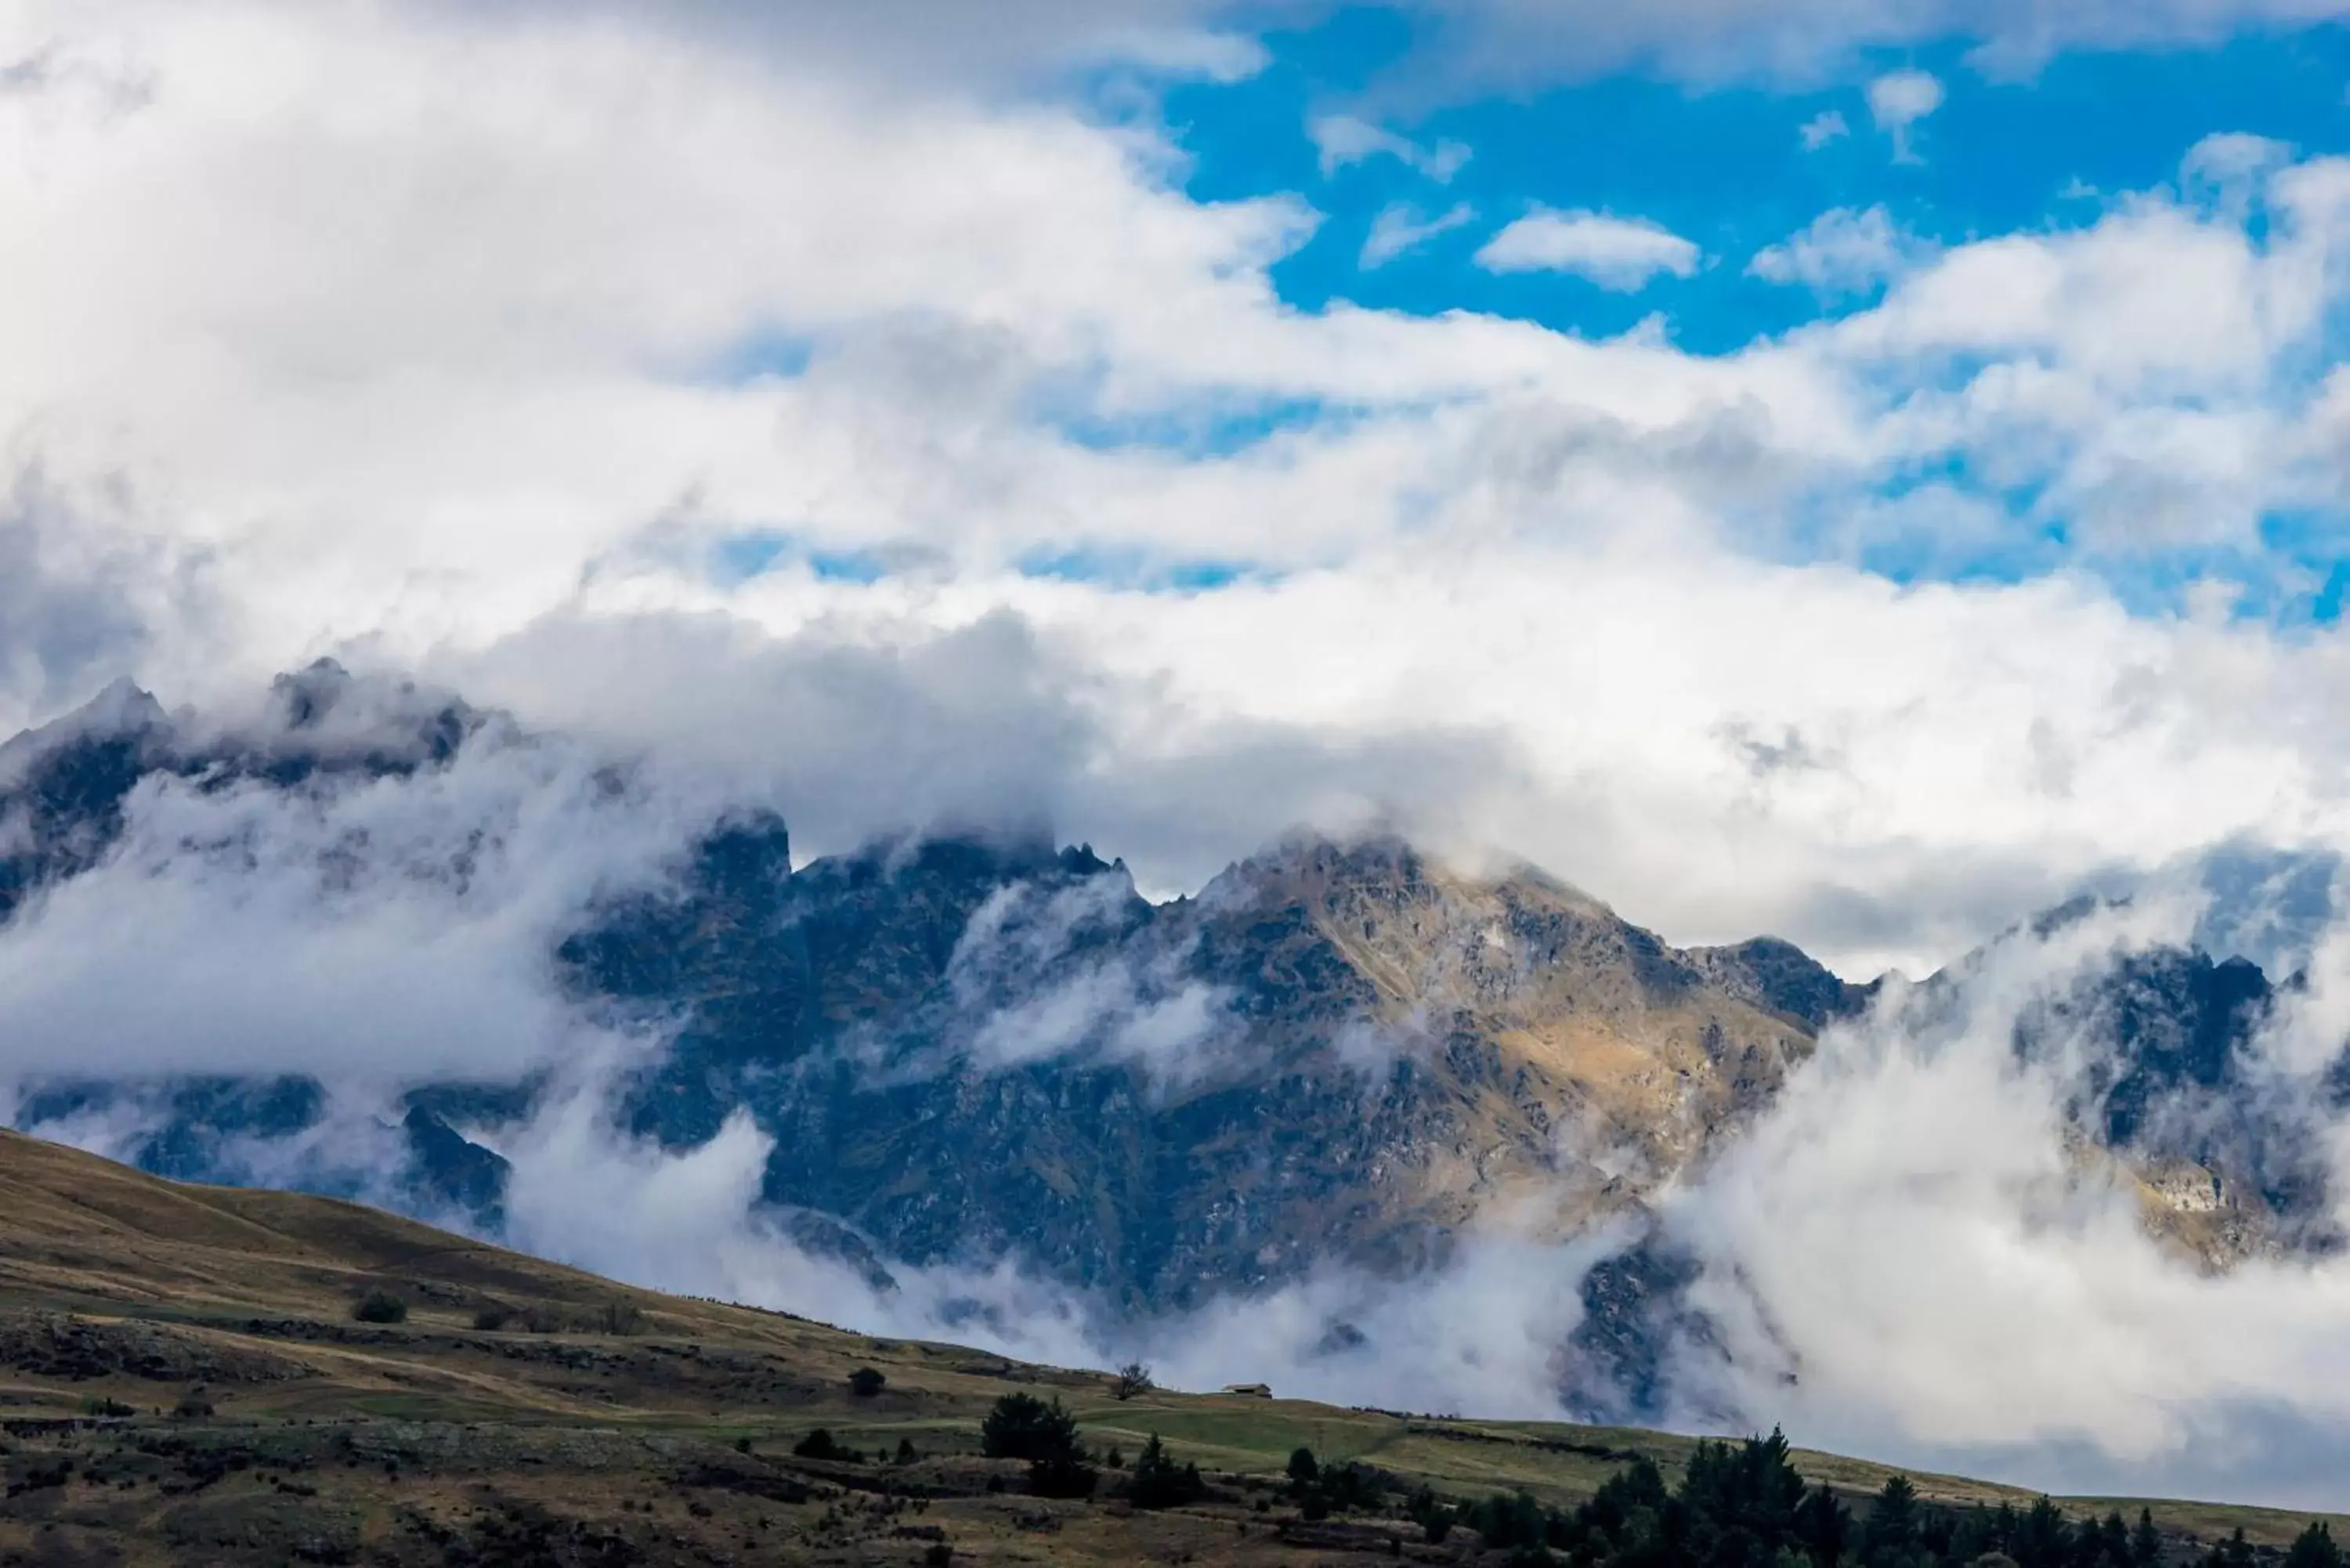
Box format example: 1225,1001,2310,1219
439,0,1274,96
1348,1,2350,98
2185,130,2298,188
489,1057,1625,1422
2183,130,2299,221
1474,208,1703,289
1308,112,1472,181
1658,894,2350,1508
0,704,718,1086
1867,67,1945,162
1749,205,1925,294
1798,107,1850,150
0,4,2345,992
1359,199,1477,267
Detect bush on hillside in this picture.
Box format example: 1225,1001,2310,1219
793,1429,862,1462
1027,1454,1098,1499
352,1291,409,1324
1127,1433,1207,1511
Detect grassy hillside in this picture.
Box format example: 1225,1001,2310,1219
0,1128,2331,1566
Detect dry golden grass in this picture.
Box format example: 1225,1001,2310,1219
0,1128,2337,1566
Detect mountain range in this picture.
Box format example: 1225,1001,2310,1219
0,663,2324,1426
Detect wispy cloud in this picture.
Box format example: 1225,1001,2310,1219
1360,201,1477,268
1308,113,1471,182
1798,108,1851,150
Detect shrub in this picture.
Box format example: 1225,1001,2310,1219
173,1386,215,1420
1314,1460,1385,1516
1111,1361,1154,1400
1287,1447,1319,1487
895,1438,919,1465
1027,1455,1098,1499
1408,1487,1455,1545
595,1301,644,1335
352,1291,408,1324
471,1305,512,1331
923,1544,954,1566
80,1396,135,1418
848,1367,887,1397
792,1429,859,1462
1128,1434,1207,1511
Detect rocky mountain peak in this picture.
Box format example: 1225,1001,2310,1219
0,677,172,790
0,673,2340,1425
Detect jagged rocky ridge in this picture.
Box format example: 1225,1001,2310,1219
0,668,2324,1419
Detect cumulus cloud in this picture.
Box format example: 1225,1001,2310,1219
5,1,2350,977
1749,205,1925,294
1475,209,1703,289
1867,67,1945,162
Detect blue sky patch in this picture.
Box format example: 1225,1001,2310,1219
1097,12,2350,614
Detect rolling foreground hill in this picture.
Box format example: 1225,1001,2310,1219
0,1128,2337,1567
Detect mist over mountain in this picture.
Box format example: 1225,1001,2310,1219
4,667,2348,1505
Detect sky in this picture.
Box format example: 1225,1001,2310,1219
20,0,2350,1505
7,2,2350,975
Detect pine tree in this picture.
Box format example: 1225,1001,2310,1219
1799,1483,1851,1567
1130,1433,1207,1510
980,1393,1079,1462
2204,1527,2256,1568
2008,1496,2072,1568
2287,1523,2344,1568
1864,1476,1921,1563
